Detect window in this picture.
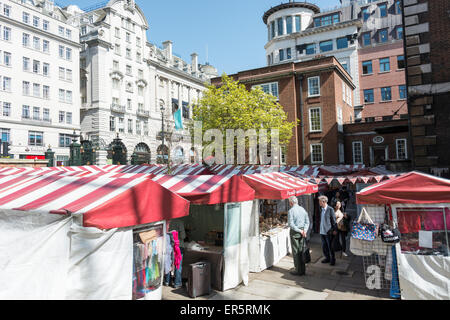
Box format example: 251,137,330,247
65,48,72,61
399,85,407,99
339,143,345,164
43,40,49,53
2,102,11,116
362,7,370,21
3,26,11,41
253,82,279,99
118,117,124,133
66,112,72,124
364,89,374,103
397,55,405,69
352,141,363,164
379,29,388,43
127,98,132,110
136,120,141,135
395,0,402,14
379,57,390,72
126,48,131,59
277,18,283,36
113,60,119,70
309,107,322,132
136,52,141,62
396,139,407,160
43,85,50,99
3,5,11,17
337,106,343,132
22,81,30,95
279,49,284,62
66,91,72,103
33,16,39,28
3,52,11,66
115,44,121,55
362,60,373,74
66,29,71,39
0,128,10,143
23,12,30,24
286,48,291,60
362,32,371,46
2,77,11,91
136,37,141,47
43,20,49,31
295,16,301,32
341,62,348,72
126,65,132,75
33,107,40,120
59,45,64,58
81,26,87,35
126,32,130,43
29,131,44,146
308,76,320,97
59,67,65,80
314,13,339,27
379,3,387,17
59,89,65,102
33,37,40,50
271,21,275,39
59,111,65,123
337,37,348,49
23,33,30,46
33,83,40,97
43,63,49,76
43,108,49,121
115,27,120,38
23,57,30,71
305,43,316,55
22,105,30,119
319,40,333,52
128,119,133,133
311,144,323,164
396,26,403,40
286,16,292,34
33,60,40,74
112,79,120,89
58,26,64,36
59,134,72,147
381,87,392,101
66,69,72,82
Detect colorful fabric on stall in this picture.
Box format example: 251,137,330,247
172,230,182,269
423,208,450,231
397,211,422,234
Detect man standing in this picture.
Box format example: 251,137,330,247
288,196,310,276
318,195,337,266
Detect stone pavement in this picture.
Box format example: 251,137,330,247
162,234,393,300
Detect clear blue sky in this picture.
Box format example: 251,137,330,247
58,0,340,75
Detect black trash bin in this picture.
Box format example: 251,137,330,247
187,261,211,298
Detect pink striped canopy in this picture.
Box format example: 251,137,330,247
0,171,190,229
242,172,318,199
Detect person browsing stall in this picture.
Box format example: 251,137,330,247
288,196,310,276
319,195,337,266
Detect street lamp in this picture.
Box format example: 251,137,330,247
160,104,165,157
69,130,81,166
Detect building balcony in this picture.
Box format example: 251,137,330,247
110,103,126,113
21,116,52,124
137,109,150,117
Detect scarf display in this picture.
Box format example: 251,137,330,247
171,230,182,270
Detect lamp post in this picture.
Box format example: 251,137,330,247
111,133,125,165
160,104,165,159
45,145,55,167
69,130,81,166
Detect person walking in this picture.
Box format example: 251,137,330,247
288,196,310,276
319,195,337,266
334,201,349,257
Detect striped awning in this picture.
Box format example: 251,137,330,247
0,171,190,229
242,172,318,200
151,174,255,205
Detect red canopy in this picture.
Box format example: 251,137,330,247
243,172,318,199
357,171,450,204
150,174,255,205
0,172,190,229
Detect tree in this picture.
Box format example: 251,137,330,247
190,74,297,165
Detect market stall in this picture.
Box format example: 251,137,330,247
0,169,190,300
150,174,256,291
241,172,318,272
357,171,450,300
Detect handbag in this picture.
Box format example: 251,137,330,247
351,208,378,241
302,238,311,264
380,221,401,244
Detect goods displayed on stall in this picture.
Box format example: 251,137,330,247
259,200,289,236
132,228,164,300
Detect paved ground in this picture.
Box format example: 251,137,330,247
162,234,393,300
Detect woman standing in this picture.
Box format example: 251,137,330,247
334,201,349,257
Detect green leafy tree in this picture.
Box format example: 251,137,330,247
190,74,297,164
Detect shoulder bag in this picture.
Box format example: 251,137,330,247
380,215,401,244
351,207,378,241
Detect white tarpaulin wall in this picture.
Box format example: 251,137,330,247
392,203,450,300
223,201,252,291
66,223,133,300
0,210,72,299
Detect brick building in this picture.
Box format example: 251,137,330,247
402,0,450,178
211,56,355,166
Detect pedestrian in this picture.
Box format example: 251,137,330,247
334,201,349,257
288,195,310,276
168,218,186,289
163,223,174,286
318,195,337,266
331,191,344,211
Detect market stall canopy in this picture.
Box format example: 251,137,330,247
243,172,318,199
356,171,450,204
0,172,190,229
150,174,255,204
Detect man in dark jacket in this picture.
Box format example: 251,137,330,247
318,195,337,265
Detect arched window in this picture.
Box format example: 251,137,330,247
156,144,169,164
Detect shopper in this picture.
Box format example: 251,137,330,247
163,225,174,286
288,195,310,276
334,201,349,257
168,218,186,289
319,195,337,266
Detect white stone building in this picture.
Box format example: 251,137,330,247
66,0,216,165
0,0,80,164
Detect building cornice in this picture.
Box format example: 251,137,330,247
0,118,80,131
263,2,321,24
146,59,208,87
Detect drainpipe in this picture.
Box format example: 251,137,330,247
297,74,306,164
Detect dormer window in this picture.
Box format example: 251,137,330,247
314,13,339,27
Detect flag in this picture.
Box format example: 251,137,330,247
174,107,183,130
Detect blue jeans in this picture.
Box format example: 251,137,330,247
164,248,184,287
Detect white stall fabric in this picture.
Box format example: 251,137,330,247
66,224,133,300
0,210,72,299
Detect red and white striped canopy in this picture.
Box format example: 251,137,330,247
0,171,190,229
151,174,255,205
242,172,318,200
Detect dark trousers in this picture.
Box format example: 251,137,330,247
290,230,306,275
339,230,348,253
321,234,335,262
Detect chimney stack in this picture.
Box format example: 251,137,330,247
191,53,198,73
162,40,173,60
